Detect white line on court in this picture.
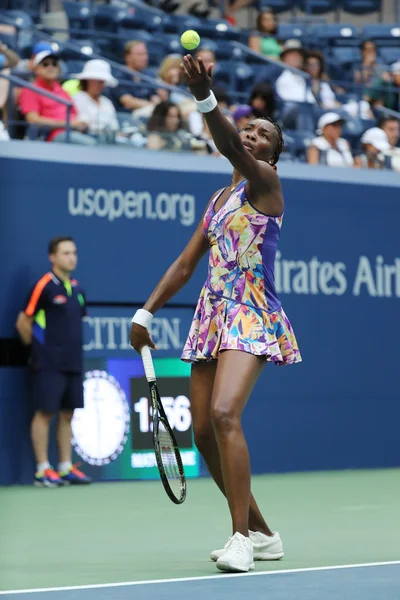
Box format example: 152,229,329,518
1,561,400,595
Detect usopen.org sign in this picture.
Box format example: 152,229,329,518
68,187,196,226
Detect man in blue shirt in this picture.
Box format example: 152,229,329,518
16,237,91,487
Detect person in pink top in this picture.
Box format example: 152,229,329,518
19,50,95,144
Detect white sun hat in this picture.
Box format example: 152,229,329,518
71,59,118,87
361,127,390,152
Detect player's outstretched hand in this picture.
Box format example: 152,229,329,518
181,55,213,101
130,323,158,354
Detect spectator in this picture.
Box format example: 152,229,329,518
232,104,254,130
307,112,355,168
15,41,61,80
365,61,400,111
276,40,314,104
248,9,282,59
354,40,387,86
305,51,338,109
18,50,94,144
157,54,185,103
249,82,276,119
15,236,92,488
147,100,206,153
359,127,390,169
71,60,119,140
0,39,20,70
114,40,157,112
378,116,400,170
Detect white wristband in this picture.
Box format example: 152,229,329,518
132,309,153,329
195,91,217,114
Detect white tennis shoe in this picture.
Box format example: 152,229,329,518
211,530,284,562
216,532,254,573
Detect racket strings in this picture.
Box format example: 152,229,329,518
158,421,182,498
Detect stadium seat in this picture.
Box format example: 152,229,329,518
296,0,339,15
283,129,315,160
379,47,400,64
0,31,18,51
342,0,382,18
2,0,41,22
362,24,400,46
277,23,305,42
194,37,217,53
162,14,201,34
58,39,98,60
256,0,296,14
116,5,164,33
195,19,242,42
62,1,92,37
214,40,245,61
311,24,360,48
0,9,33,50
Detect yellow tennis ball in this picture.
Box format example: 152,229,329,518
181,30,200,51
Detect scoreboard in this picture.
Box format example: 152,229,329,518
71,357,200,481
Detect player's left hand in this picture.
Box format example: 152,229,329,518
181,55,213,101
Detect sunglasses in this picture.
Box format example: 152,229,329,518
41,59,58,67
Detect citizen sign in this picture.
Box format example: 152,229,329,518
83,317,182,351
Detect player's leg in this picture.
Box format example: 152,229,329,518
191,361,275,535
57,374,91,484
31,371,64,487
211,350,265,537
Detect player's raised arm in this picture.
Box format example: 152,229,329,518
181,56,279,191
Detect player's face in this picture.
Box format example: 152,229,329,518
50,241,78,273
239,119,277,164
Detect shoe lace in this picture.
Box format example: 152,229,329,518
224,534,250,558
70,463,86,477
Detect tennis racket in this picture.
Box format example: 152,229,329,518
141,345,187,504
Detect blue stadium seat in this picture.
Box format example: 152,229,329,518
379,47,400,64
233,63,256,94
296,0,339,15
284,130,315,160
116,6,164,33
277,23,305,42
311,24,360,49
195,19,242,42
93,4,121,33
0,10,33,50
63,59,88,77
362,24,400,47
58,39,98,60
162,14,201,34
0,31,18,51
2,0,41,22
256,0,295,14
342,0,382,17
214,40,245,61
62,1,92,37
331,46,361,63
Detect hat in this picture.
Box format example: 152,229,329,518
70,59,118,87
233,104,252,122
33,50,59,67
280,39,306,59
32,41,53,56
317,112,345,133
361,127,390,151
391,61,400,74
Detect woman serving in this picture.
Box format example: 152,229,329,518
130,55,301,574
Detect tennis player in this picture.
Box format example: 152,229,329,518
130,55,301,573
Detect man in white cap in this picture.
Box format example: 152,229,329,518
307,112,355,168
18,50,94,144
71,59,119,139
276,40,315,104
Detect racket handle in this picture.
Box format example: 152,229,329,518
141,345,156,382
